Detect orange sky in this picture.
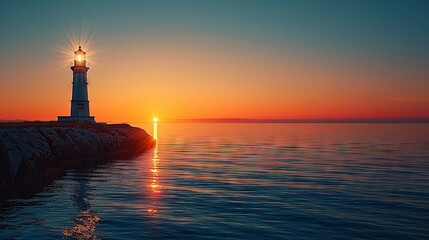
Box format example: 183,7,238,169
1,36,428,122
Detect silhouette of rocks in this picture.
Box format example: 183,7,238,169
0,122,155,199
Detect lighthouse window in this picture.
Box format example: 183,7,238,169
78,104,84,116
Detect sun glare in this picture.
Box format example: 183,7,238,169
55,28,100,69
153,117,158,123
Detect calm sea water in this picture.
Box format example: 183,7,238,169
1,123,429,239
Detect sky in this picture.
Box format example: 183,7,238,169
0,0,428,122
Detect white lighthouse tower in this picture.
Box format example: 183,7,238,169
58,46,95,122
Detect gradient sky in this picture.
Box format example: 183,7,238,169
0,0,428,122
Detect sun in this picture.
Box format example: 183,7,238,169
153,117,158,123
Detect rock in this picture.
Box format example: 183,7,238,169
0,122,155,199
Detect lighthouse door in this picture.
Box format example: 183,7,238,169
78,104,84,116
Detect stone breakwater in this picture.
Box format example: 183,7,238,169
0,122,155,199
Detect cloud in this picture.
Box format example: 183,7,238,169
388,97,429,103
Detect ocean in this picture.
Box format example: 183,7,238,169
1,123,428,239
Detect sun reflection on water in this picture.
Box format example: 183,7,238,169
148,121,160,215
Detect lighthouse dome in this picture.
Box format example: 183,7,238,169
74,46,86,64
75,46,85,54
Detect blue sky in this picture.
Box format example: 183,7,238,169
1,0,428,64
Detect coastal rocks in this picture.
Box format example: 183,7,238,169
0,122,155,199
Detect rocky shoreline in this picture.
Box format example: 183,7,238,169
0,122,155,199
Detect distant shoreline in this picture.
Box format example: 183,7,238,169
165,118,429,123
113,119,429,124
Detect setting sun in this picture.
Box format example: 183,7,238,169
153,117,158,123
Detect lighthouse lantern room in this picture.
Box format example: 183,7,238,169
58,46,95,123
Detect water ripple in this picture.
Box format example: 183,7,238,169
1,123,429,239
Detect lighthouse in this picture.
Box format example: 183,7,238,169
58,46,95,122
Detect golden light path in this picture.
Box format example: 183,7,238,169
148,119,160,215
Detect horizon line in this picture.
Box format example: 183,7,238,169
2,118,429,124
